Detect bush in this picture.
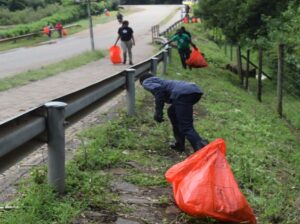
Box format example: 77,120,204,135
0,5,85,38
0,0,119,38
0,4,61,25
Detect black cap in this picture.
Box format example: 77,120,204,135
139,73,154,85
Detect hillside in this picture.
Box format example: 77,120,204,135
0,23,299,223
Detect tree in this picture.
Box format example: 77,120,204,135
197,0,289,44
7,0,27,11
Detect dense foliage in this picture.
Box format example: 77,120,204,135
121,0,181,4
0,0,119,38
196,0,300,95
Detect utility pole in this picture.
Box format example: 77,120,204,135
86,0,95,51
74,0,95,51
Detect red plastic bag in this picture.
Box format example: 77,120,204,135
186,47,208,68
165,139,257,224
183,17,189,24
62,29,68,36
109,45,122,64
43,26,50,35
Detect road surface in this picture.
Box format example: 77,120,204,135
0,5,182,122
0,5,180,78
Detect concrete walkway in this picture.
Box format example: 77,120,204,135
0,8,181,122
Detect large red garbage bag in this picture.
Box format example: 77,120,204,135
165,139,257,224
43,26,50,35
186,47,208,68
109,45,122,64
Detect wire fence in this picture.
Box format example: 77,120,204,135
218,40,300,130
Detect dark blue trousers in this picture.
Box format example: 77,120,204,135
167,93,205,151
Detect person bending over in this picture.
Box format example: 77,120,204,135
139,73,209,152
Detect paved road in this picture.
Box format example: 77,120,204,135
0,5,180,78
0,5,182,122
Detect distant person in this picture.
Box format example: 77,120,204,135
116,12,123,24
164,28,197,69
185,4,190,18
139,73,209,153
43,25,51,38
114,20,135,65
55,22,63,38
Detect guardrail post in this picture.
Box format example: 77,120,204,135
126,69,136,116
151,57,159,75
45,101,67,194
163,50,168,75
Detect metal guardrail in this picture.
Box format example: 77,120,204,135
0,24,81,43
0,26,173,193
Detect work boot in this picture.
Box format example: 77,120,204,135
193,139,209,152
129,61,133,65
169,143,185,153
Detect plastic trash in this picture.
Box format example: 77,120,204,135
186,47,208,68
62,29,68,36
109,45,122,64
165,139,257,223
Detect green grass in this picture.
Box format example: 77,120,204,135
0,8,138,52
0,50,106,91
0,23,300,224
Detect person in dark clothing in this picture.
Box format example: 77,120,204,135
163,29,196,69
139,73,209,152
114,20,135,65
185,4,190,19
116,12,123,24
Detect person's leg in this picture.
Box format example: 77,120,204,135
183,48,192,70
175,94,208,151
121,41,127,64
178,49,187,69
127,40,133,65
167,105,185,151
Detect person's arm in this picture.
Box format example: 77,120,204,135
161,35,176,48
153,88,165,122
114,35,120,45
143,80,165,123
188,37,197,49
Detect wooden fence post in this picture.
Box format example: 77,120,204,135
236,45,243,87
277,44,284,117
245,49,250,90
257,47,263,102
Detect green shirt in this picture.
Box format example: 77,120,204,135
170,33,191,50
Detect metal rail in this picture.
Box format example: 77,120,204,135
0,20,179,192
0,24,81,43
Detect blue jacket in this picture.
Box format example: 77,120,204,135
142,76,203,117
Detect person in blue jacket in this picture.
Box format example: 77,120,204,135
139,73,208,152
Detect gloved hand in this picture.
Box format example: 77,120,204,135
154,113,164,123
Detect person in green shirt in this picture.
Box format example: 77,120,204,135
164,28,197,69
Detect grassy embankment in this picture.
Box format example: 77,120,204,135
0,23,299,224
